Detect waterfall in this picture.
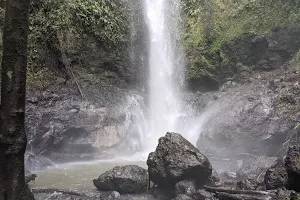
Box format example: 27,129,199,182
125,0,211,158
142,0,185,151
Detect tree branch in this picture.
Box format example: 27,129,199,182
203,185,274,196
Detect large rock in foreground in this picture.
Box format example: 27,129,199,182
147,132,212,187
93,165,148,194
264,159,288,190
285,146,300,192
263,146,300,191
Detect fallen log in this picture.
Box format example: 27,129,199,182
32,188,88,196
215,192,272,200
32,188,102,200
204,185,273,196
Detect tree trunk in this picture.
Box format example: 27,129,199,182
0,0,34,199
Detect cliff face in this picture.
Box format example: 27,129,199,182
191,53,300,158
181,26,300,159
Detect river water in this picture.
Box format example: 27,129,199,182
30,160,146,195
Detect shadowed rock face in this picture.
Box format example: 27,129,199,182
25,84,146,166
186,28,300,159
147,132,212,187
263,146,300,192
196,79,291,156
285,146,300,192
188,27,300,92
264,159,288,190
93,165,148,194
195,55,300,157
222,28,300,72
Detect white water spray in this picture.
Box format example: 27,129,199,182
142,0,186,151
124,0,220,158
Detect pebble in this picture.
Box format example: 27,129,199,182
108,191,120,199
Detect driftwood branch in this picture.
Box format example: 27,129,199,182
32,188,85,196
215,192,271,200
32,188,101,200
203,185,273,196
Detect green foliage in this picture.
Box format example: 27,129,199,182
70,0,129,43
26,0,130,87
30,0,129,45
188,55,215,80
183,0,300,48
181,0,300,88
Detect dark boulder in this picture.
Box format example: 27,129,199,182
263,146,300,192
175,180,197,196
290,192,300,200
264,159,288,190
93,165,148,194
285,146,300,192
273,189,297,200
147,132,212,187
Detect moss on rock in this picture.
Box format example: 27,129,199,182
181,0,300,91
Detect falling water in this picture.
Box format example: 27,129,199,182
142,0,185,151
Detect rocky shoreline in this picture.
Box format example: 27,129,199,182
28,132,300,200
